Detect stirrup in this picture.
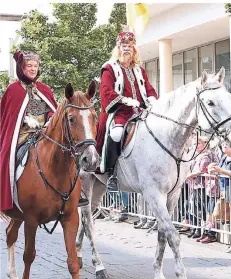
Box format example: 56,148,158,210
107,175,119,191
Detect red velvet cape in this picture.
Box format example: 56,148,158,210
0,81,57,210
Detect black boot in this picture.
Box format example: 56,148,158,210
192,228,201,239
78,191,89,207
106,136,120,191
187,228,196,238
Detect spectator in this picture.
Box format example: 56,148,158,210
186,136,213,239
178,184,190,233
197,140,231,244
208,140,231,205
178,131,197,233
196,174,219,243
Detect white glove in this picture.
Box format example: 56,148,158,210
147,96,156,106
24,116,41,129
121,97,140,108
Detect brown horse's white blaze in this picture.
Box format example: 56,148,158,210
79,109,99,171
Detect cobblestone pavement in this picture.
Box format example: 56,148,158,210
1,218,231,279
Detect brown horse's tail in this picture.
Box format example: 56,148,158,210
0,212,11,223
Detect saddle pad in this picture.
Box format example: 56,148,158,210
15,150,29,182
13,142,30,213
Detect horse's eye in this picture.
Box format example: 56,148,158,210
207,100,215,107
68,116,75,124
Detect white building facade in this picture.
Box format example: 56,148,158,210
136,3,230,96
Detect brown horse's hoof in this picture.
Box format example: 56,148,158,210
78,257,83,269
96,269,110,279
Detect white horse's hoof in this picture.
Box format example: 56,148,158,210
96,269,110,279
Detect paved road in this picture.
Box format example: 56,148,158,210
1,218,231,279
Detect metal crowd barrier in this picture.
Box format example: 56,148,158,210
100,174,231,243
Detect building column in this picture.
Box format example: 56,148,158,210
159,39,173,95
229,15,231,70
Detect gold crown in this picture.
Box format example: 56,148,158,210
116,32,136,46
22,51,40,61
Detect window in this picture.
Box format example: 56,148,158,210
184,49,197,84
173,53,183,89
145,60,159,96
144,38,230,94
199,44,213,75
145,60,157,88
215,39,230,84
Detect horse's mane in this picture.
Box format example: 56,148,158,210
225,77,231,93
58,91,90,107
155,72,228,114
155,80,198,114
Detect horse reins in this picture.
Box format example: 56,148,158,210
142,86,231,195
36,101,96,234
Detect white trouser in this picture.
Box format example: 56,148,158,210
110,126,124,142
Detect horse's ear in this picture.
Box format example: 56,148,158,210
86,80,97,100
65,83,74,100
215,66,225,84
201,70,208,86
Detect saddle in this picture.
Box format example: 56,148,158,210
122,121,136,149
15,132,40,181
121,113,141,150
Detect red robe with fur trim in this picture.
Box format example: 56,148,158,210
96,64,158,155
0,81,57,210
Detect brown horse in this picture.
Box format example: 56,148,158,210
1,81,99,279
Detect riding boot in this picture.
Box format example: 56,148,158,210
106,136,120,191
78,190,89,207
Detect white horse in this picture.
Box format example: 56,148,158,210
77,68,231,279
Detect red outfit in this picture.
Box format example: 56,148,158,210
96,64,158,155
0,81,57,210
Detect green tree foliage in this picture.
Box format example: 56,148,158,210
225,3,231,14
15,3,126,101
0,72,10,97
